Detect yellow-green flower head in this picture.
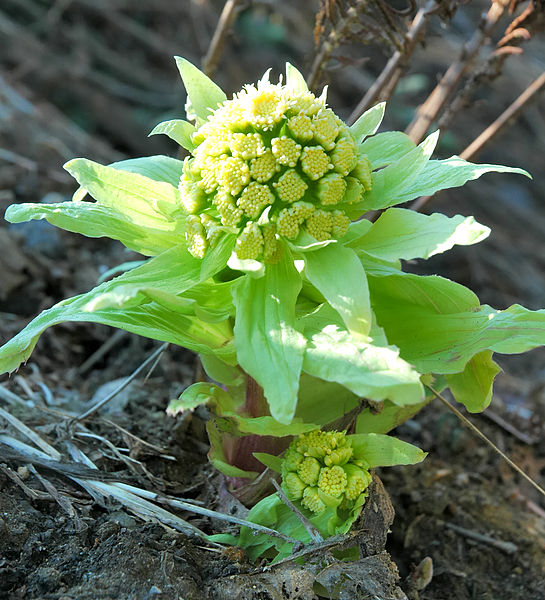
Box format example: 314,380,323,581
281,430,372,515
180,69,373,261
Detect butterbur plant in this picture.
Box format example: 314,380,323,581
2,57,545,560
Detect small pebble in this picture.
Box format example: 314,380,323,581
17,466,29,480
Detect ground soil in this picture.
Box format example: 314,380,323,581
1,2,545,598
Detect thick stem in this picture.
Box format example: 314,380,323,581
244,375,269,418
225,376,289,478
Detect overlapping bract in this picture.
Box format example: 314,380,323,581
179,73,373,261
282,430,372,515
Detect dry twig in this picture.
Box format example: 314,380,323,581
442,521,518,554
411,71,545,211
426,385,545,499
271,478,324,543
406,0,512,143
460,71,545,160
202,0,242,79
348,0,439,125
73,342,169,423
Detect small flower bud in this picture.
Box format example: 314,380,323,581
235,221,264,260
297,456,321,485
302,486,326,513
318,465,347,498
281,430,372,515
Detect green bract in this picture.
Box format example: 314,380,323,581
0,57,543,559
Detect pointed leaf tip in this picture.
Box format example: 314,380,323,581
174,56,227,124
285,62,308,93
148,119,196,152
422,129,440,155
350,103,386,142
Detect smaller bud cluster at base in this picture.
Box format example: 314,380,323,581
281,430,372,515
178,72,375,261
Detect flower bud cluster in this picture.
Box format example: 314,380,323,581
180,73,373,260
281,430,372,515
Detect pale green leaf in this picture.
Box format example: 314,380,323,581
5,202,183,257
175,56,227,123
85,283,231,323
357,130,439,211
0,293,235,376
356,399,430,434
354,208,490,261
446,351,501,413
167,382,238,416
0,246,235,374
201,233,236,280
98,261,145,283
289,230,337,252
149,119,196,152
239,494,310,560
26,157,188,255
253,452,283,473
285,62,308,93
227,253,265,277
350,103,386,143
200,354,244,387
385,156,531,205
107,155,184,187
296,373,359,427
65,158,184,220
233,415,318,436
71,155,184,201
358,131,416,169
82,285,193,313
370,272,545,374
167,381,229,416
369,268,479,314
232,253,306,425
349,433,427,468
303,325,424,406
342,218,373,248
304,243,372,338
238,491,359,561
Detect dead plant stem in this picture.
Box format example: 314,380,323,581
307,4,360,91
348,0,438,125
460,71,545,160
202,0,241,78
411,71,545,212
271,479,324,543
405,0,511,144
73,343,168,423
426,385,545,499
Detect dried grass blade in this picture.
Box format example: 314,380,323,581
0,409,61,460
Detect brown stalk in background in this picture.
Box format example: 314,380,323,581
405,0,512,143
308,0,413,92
312,1,544,214
412,70,545,211
348,0,440,125
202,0,243,78
460,71,545,160
436,0,545,135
